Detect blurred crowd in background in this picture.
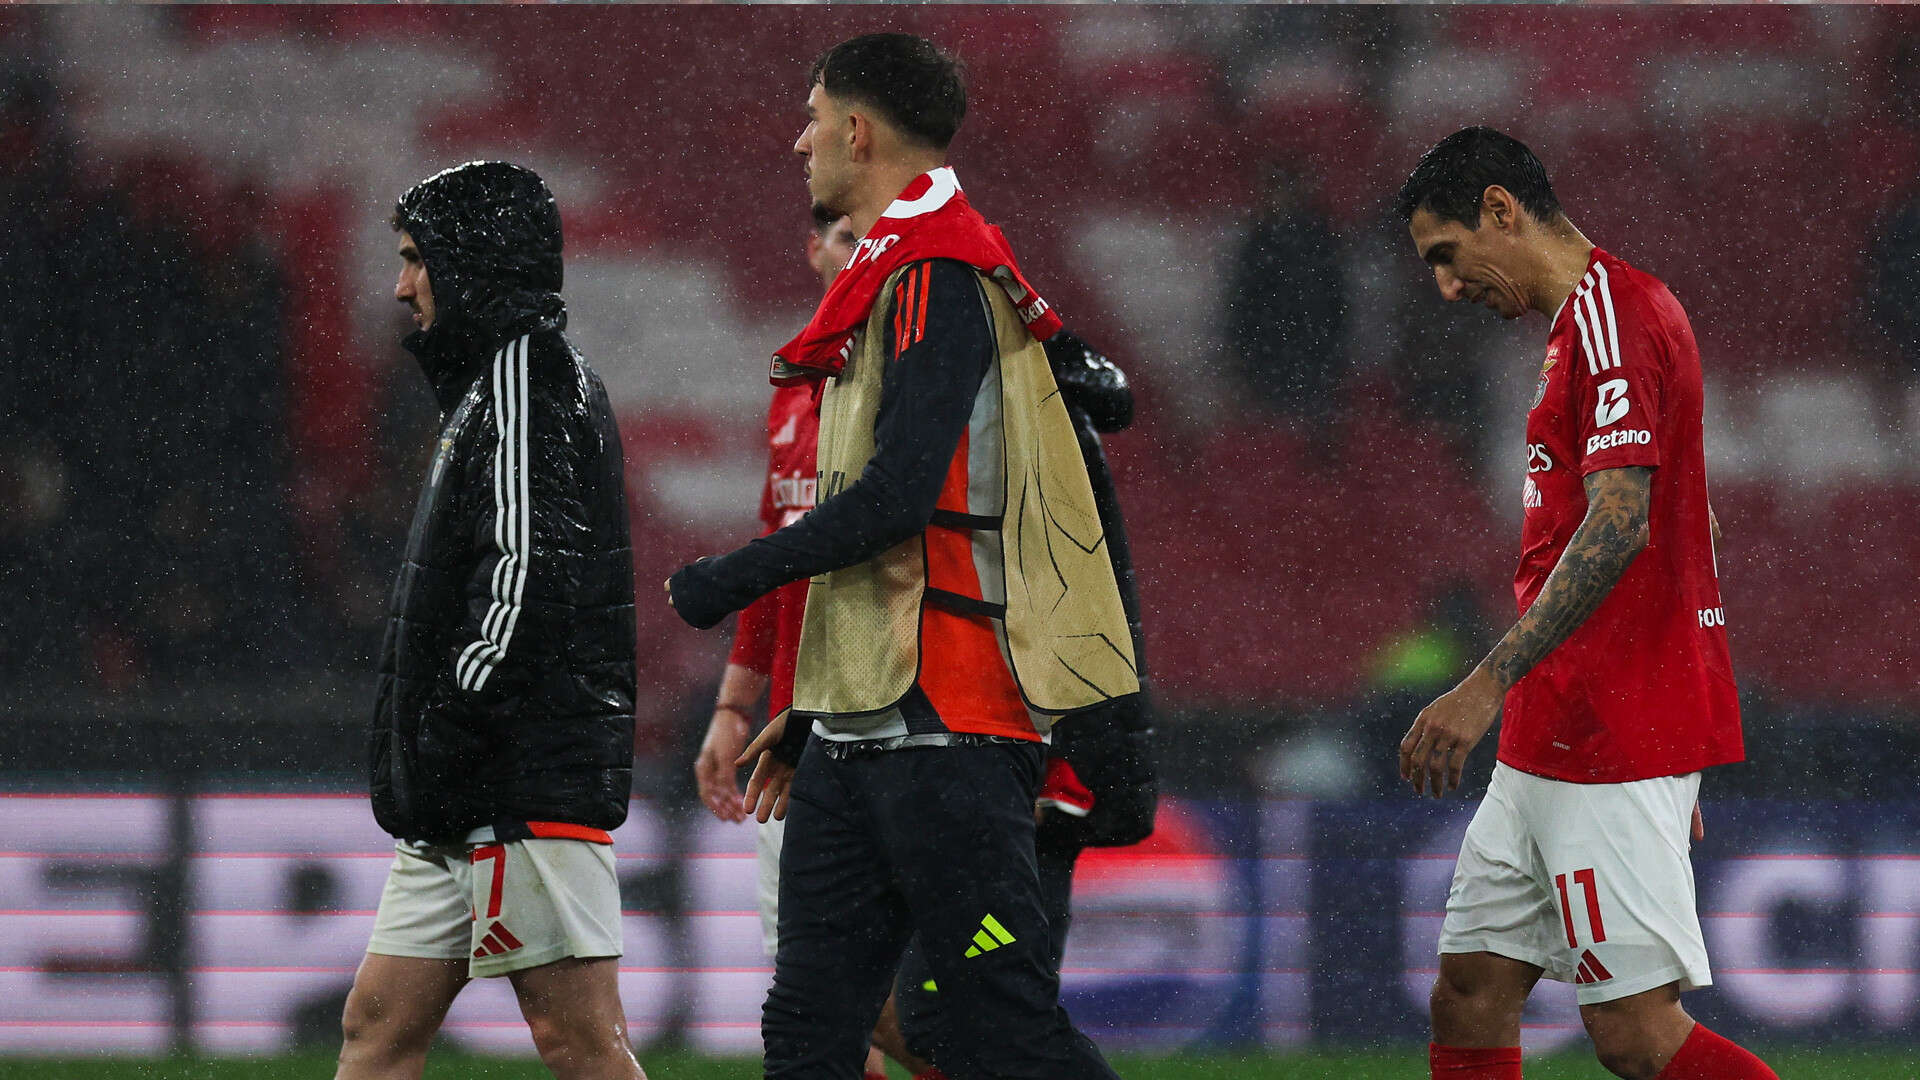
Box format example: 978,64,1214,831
4,5,1918,799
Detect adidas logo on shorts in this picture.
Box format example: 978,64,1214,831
474,920,525,958
1573,949,1613,985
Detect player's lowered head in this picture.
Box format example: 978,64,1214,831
795,33,965,239
806,204,859,291
391,160,565,347
1396,126,1594,321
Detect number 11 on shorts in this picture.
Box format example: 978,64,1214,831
1555,868,1606,948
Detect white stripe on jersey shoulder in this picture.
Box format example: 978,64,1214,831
1592,262,1623,372
1571,295,1604,377
1570,266,1621,376
457,333,533,693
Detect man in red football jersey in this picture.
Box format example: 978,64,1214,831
1394,127,1775,1080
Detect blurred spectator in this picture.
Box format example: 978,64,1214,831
1367,581,1489,698
1867,185,1920,389
313,355,437,672
0,60,302,692
1355,579,1493,795
0,441,80,688
1888,32,1920,127
0,64,83,692
1387,237,1493,460
1221,163,1349,436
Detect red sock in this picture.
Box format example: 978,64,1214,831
863,1073,888,1080
1656,1024,1778,1079
912,1071,950,1080
1430,1043,1522,1079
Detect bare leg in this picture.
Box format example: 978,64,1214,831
870,991,933,1075
510,956,647,1080
1429,951,1543,1047
336,953,469,1080
1580,982,1696,1080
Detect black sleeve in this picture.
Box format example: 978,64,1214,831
1044,329,1133,433
669,259,994,629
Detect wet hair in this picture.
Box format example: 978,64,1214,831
1395,126,1562,228
809,33,966,150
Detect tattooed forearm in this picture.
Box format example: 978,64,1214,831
1482,467,1653,690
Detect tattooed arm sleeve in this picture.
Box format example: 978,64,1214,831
1482,466,1653,690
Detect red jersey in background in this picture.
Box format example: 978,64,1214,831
1503,248,1743,784
728,382,821,720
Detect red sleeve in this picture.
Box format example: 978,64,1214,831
1571,276,1666,475
728,396,786,674
728,586,778,674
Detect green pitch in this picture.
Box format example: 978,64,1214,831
6,1049,1912,1079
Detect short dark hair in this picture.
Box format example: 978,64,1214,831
810,203,842,235
1395,126,1562,228
809,33,966,150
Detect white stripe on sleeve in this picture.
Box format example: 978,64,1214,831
1593,263,1623,372
1572,294,1604,378
1576,276,1616,376
457,334,533,692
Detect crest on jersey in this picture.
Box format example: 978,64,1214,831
1532,349,1559,410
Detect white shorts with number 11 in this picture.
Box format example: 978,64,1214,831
1438,762,1712,1006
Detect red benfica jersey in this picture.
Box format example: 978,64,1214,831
727,382,821,719
1502,248,1743,783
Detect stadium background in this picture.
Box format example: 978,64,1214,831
3,3,1918,1069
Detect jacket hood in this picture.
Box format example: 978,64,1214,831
395,161,567,369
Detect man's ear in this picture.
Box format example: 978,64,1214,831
846,110,875,162
1481,184,1520,231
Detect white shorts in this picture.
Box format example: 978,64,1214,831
756,815,785,958
366,837,623,978
1438,763,1712,1005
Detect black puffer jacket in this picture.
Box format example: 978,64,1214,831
1039,331,1158,850
370,162,637,843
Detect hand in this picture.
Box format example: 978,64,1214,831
738,711,796,823
666,557,730,629
694,707,751,823
1692,802,1705,843
1400,666,1504,798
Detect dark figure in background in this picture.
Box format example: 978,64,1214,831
341,161,646,1080
1867,185,1920,390
890,328,1159,1078
1223,164,1349,434
0,63,87,689
0,63,301,692
1359,580,1491,797
1866,32,1920,394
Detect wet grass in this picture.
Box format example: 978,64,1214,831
6,1049,1910,1078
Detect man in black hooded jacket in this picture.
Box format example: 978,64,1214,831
338,161,646,1080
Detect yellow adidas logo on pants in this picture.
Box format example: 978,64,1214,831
964,913,1017,958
